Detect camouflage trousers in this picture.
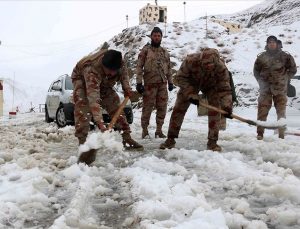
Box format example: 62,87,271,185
257,90,287,135
167,89,221,141
141,83,168,131
73,79,130,143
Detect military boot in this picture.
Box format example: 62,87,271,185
160,138,176,149
207,140,222,152
155,131,166,138
278,128,285,139
155,126,166,138
142,128,150,139
122,132,144,151
78,149,97,165
257,131,264,140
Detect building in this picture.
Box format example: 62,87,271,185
139,3,167,24
0,79,3,116
210,19,242,34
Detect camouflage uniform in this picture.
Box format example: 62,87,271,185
71,49,142,150
160,48,232,151
136,44,172,137
254,46,297,139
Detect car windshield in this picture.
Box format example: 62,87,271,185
65,76,73,90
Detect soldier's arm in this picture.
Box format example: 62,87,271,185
82,65,103,125
166,52,173,84
136,48,147,84
175,57,196,97
286,54,297,79
253,57,261,81
216,65,232,108
120,62,132,94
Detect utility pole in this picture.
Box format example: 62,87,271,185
164,16,167,37
205,12,208,39
183,2,186,22
0,78,3,117
12,72,15,112
126,15,128,29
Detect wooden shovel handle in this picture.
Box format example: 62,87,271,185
108,96,130,130
198,100,257,126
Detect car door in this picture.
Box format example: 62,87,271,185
46,82,55,118
48,80,62,117
52,79,63,116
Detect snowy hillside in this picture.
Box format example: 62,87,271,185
2,0,300,116
214,0,300,28
106,17,300,110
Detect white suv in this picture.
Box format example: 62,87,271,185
45,74,133,127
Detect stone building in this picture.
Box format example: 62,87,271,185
139,3,167,24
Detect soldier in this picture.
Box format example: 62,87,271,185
136,27,174,139
72,49,143,165
253,35,297,140
160,48,233,151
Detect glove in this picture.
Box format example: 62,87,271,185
188,95,199,106
136,83,144,94
223,107,233,119
124,90,133,98
168,83,174,91
97,121,107,132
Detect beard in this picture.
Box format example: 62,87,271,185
151,40,161,48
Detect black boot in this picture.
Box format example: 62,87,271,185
160,138,176,149
122,132,144,151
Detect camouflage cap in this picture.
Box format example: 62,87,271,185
200,48,220,64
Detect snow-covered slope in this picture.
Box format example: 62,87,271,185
2,0,300,116
215,0,300,28
106,18,300,110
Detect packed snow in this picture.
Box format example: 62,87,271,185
0,102,300,228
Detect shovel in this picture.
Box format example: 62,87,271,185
108,96,130,130
198,99,286,130
78,96,130,165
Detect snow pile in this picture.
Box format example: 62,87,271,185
78,131,123,155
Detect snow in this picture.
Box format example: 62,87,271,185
1,0,300,228
0,103,300,228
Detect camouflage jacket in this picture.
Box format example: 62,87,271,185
253,49,297,84
175,51,232,106
71,49,131,124
136,44,172,85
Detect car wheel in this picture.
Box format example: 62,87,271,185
287,83,296,97
124,107,133,124
56,105,67,127
45,105,54,123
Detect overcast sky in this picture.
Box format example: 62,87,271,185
0,0,262,88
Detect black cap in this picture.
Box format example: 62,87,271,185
151,27,163,36
266,35,277,43
102,50,122,70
